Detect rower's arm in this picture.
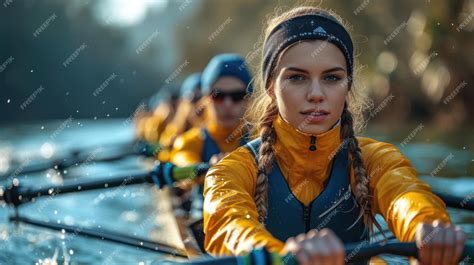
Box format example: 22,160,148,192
170,128,204,166
203,147,285,256
357,137,451,242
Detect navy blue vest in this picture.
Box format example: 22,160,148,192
245,138,369,245
194,128,250,203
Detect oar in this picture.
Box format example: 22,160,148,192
1,162,473,212
434,191,474,211
1,141,160,179
159,241,474,264
0,163,210,207
10,215,187,258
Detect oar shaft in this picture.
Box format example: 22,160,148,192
1,163,210,207
20,171,150,199
10,216,188,258
434,191,474,211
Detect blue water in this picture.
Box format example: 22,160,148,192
0,119,472,264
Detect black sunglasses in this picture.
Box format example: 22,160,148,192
210,89,247,103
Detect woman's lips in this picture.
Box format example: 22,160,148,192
300,111,329,123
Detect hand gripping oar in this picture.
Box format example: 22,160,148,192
158,241,474,264
0,163,211,207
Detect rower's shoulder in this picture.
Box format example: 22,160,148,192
208,144,258,182
172,127,204,150
355,136,410,162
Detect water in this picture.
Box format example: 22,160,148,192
0,120,473,264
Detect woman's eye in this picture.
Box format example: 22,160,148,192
287,74,305,81
324,74,342,82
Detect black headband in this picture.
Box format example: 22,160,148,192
262,14,354,88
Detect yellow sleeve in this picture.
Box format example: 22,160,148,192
170,127,204,167
203,147,285,256
357,137,451,242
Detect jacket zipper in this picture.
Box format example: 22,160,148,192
304,136,317,231
303,205,311,232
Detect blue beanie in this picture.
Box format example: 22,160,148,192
180,72,201,100
201,53,253,94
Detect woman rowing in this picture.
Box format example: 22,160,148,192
203,7,466,265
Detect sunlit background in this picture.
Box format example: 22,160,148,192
0,0,473,264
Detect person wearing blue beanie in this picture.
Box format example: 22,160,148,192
180,72,202,103
201,53,253,95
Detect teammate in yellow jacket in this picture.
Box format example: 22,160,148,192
171,53,253,220
203,7,466,265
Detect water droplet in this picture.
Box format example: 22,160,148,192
463,146,466,150
104,183,108,188
115,107,119,110
6,99,10,103
76,110,79,113
77,186,82,190
69,249,74,255
61,229,66,234
93,116,97,120
140,242,143,246
40,126,44,130
48,188,54,194
54,210,58,215
30,69,34,73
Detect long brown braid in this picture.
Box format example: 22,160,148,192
246,6,382,237
254,103,278,223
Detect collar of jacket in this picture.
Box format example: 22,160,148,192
206,117,244,145
272,114,343,205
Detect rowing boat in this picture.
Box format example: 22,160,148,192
152,187,203,260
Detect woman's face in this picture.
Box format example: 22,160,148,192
208,76,248,129
271,40,349,135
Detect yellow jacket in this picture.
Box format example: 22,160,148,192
203,115,451,256
171,119,245,167
158,99,208,162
